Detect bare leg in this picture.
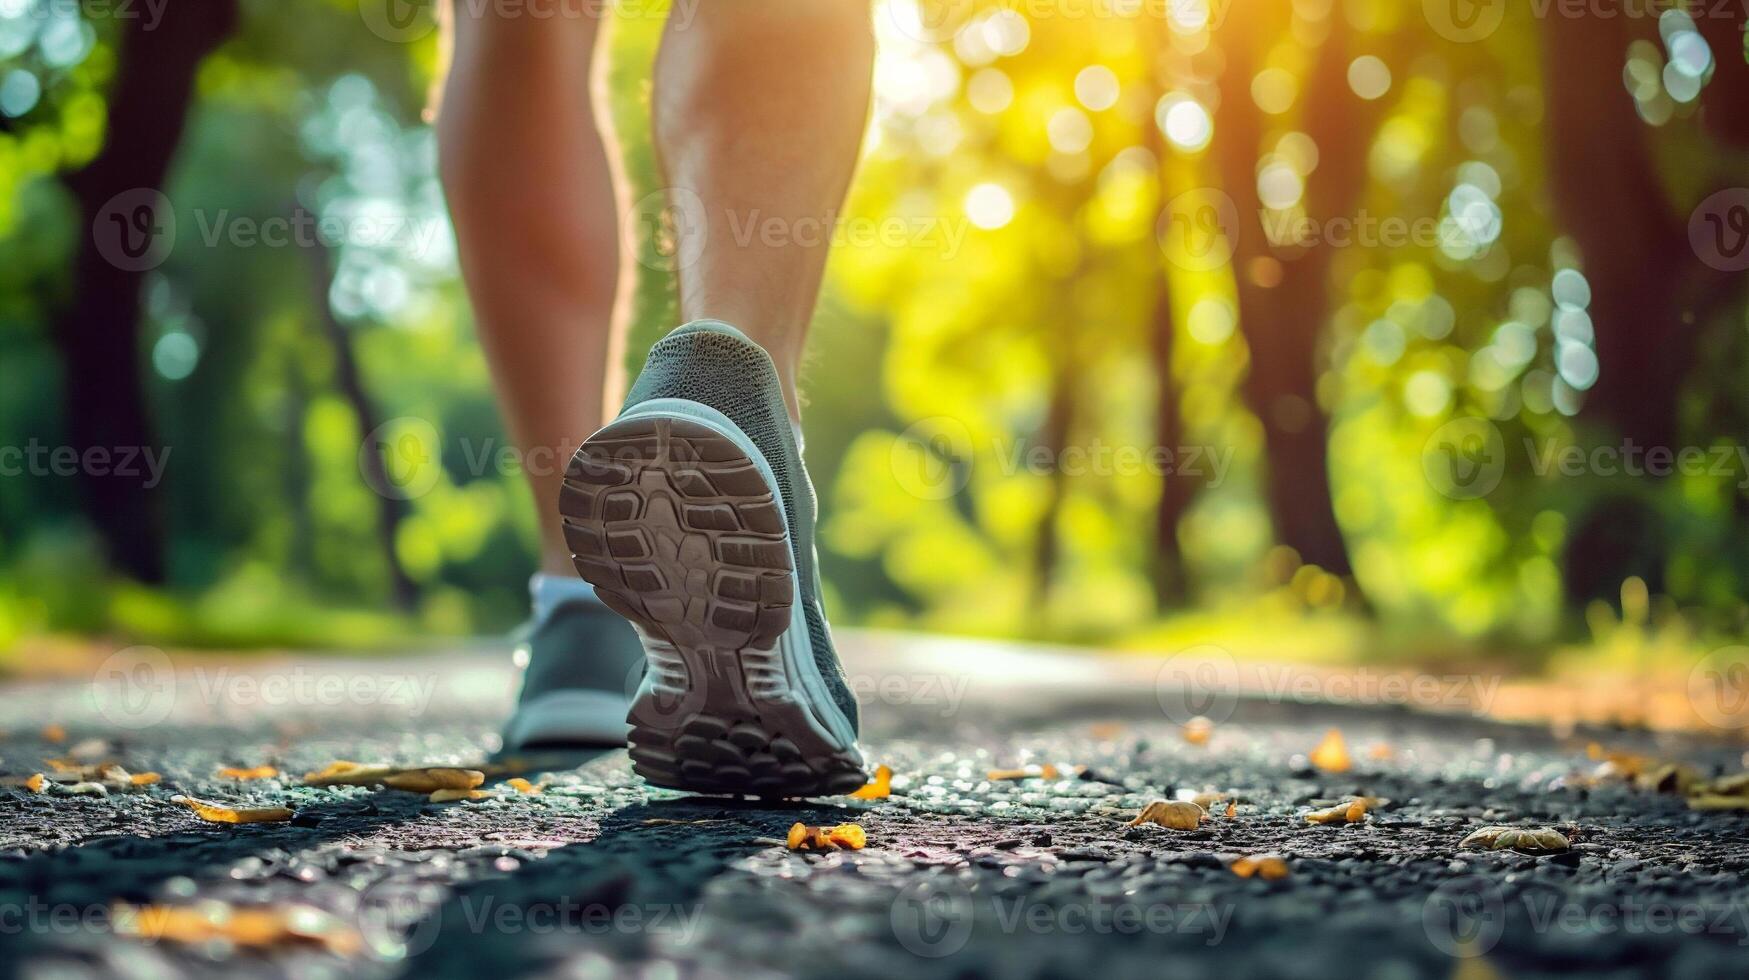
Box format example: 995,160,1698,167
437,1,624,575
653,0,875,419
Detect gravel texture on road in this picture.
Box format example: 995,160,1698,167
3,640,1748,979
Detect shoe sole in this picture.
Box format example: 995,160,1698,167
559,408,865,798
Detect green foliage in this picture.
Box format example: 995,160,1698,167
0,0,1745,661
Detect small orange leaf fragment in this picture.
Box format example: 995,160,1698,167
987,764,1060,781
1230,854,1290,880
849,764,892,799
171,795,294,824
1182,716,1213,746
785,822,867,851
41,723,66,744
505,777,542,795
130,772,161,786
383,768,485,793
429,788,490,802
1128,800,1205,830
217,766,279,780
1309,728,1352,773
1224,801,1238,819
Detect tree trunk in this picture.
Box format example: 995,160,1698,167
1212,12,1382,576
1541,4,1689,452
300,213,419,612
52,0,240,583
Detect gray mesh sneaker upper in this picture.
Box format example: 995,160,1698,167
621,320,860,731
515,597,647,709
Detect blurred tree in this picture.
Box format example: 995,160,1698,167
51,0,238,582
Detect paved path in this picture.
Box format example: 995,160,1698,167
2,632,1747,978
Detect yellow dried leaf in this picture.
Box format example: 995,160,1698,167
1230,854,1290,880
301,760,394,786
27,773,45,793
217,765,279,781
1224,801,1238,819
505,777,542,795
785,822,867,851
2,773,47,793
115,903,360,955
1127,800,1205,830
41,723,66,744
1182,716,1213,746
1460,825,1570,854
1307,798,1369,824
1687,794,1749,811
171,795,294,824
1309,728,1352,773
827,823,867,849
429,788,490,802
849,764,892,799
130,772,161,786
987,764,1061,781
384,768,485,793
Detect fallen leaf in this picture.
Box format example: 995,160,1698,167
301,760,396,787
785,822,867,851
130,772,162,786
429,789,490,803
114,902,360,955
2,773,47,793
1687,794,1749,811
41,723,66,744
384,768,486,793
505,777,543,795
849,764,892,800
301,761,484,793
171,794,294,824
1459,825,1570,854
1309,728,1352,773
1127,800,1205,830
1182,716,1213,746
1224,801,1238,819
987,764,1061,781
1306,799,1369,825
217,766,279,781
1229,854,1290,880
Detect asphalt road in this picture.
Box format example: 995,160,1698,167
3,632,1748,979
